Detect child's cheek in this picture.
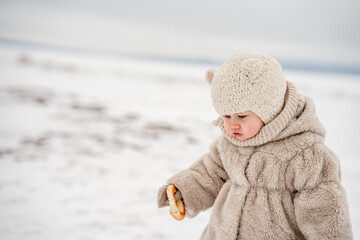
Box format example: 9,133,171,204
223,121,231,134
250,125,263,136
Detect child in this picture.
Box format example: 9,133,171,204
157,52,353,239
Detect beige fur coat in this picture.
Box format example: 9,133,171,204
158,82,353,239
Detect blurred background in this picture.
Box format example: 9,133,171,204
0,0,359,239
1,0,360,72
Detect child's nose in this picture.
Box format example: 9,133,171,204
231,123,240,129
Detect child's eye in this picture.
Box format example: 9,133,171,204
238,115,247,119
224,115,231,119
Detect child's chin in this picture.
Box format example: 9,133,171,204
237,137,246,140
234,135,247,140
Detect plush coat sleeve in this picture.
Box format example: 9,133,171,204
157,138,229,217
292,143,353,239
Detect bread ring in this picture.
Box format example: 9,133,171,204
166,185,185,221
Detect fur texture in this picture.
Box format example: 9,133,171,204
158,82,353,239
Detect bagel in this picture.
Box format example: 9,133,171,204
166,185,185,220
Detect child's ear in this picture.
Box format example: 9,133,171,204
205,69,216,85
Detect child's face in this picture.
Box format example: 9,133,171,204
223,111,264,140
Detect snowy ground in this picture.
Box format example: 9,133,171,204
0,45,359,240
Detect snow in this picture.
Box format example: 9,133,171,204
0,45,359,239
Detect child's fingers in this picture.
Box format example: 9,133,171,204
174,190,182,201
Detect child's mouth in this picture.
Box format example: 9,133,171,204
233,132,243,136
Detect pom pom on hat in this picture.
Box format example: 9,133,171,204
205,69,216,84
208,52,287,124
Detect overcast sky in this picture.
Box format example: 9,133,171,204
1,0,359,67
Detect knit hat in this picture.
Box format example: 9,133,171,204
206,52,287,124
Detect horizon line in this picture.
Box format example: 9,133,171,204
0,37,359,76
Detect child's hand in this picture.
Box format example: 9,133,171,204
157,184,182,207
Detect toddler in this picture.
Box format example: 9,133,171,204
157,52,353,239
